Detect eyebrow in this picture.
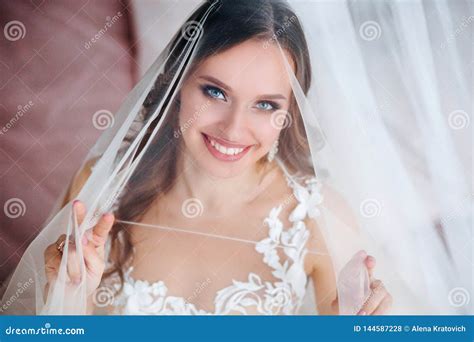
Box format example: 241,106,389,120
198,75,287,101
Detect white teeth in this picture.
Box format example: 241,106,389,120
207,136,244,155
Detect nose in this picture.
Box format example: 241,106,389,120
218,104,248,142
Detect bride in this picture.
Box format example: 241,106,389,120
42,0,392,315
3,0,469,316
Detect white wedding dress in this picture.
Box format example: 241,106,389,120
102,161,323,315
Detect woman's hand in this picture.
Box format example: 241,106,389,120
356,254,393,315
43,200,114,297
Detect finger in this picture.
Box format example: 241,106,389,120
364,255,376,281
44,244,62,283
372,293,393,315
73,200,86,227
65,243,82,284
44,242,61,263
90,213,114,248
82,241,105,277
357,279,387,315
354,250,367,259
44,234,66,266
47,234,66,256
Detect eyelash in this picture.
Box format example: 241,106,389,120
200,84,281,112
201,85,226,101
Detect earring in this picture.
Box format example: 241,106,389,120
267,140,279,162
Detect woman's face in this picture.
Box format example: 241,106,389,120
178,39,294,178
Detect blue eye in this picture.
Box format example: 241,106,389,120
256,101,279,111
202,85,226,100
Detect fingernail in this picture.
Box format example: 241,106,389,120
359,311,367,315
73,200,80,206
103,213,114,220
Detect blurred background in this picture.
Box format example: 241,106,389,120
0,0,200,283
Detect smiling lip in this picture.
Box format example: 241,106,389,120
202,133,252,162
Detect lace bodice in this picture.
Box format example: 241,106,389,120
101,161,323,315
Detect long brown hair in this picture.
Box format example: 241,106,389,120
104,0,314,291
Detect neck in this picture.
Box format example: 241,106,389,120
174,152,273,215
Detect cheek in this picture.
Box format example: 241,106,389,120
248,115,281,148
194,105,222,127
179,105,223,137
178,88,213,131
179,91,228,134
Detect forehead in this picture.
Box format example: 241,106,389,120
192,39,294,96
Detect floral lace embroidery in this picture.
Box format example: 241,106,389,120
106,174,323,315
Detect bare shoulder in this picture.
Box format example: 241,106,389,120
318,183,359,229
303,182,359,274
62,158,98,206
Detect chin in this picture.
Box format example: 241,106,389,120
197,155,252,179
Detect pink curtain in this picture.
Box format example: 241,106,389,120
0,0,136,281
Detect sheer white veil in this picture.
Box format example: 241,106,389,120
292,0,472,315
1,0,471,315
